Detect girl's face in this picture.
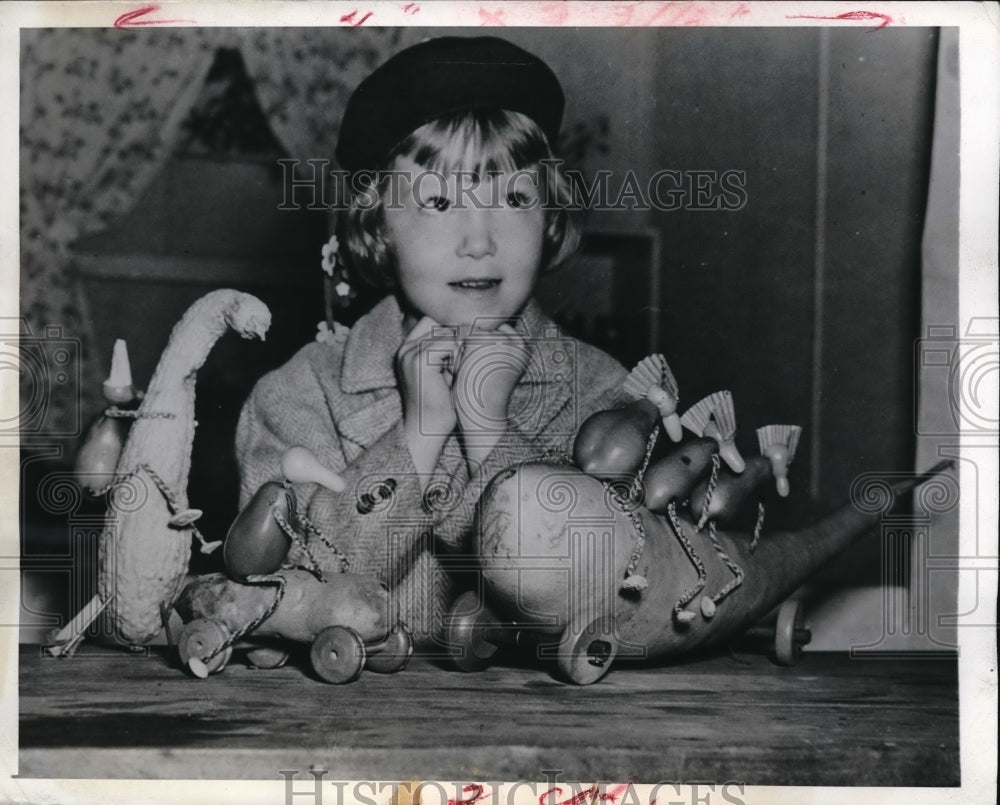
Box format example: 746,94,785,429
385,156,545,329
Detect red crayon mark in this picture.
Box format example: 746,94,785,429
340,9,374,26
599,783,633,804
539,781,633,805
114,4,193,27
402,2,420,14
449,784,490,805
540,787,596,805
478,7,507,26
787,10,893,29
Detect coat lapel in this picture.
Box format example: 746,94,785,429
336,296,405,451
334,295,575,449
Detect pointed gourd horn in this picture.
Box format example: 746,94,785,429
281,446,346,493
102,339,136,403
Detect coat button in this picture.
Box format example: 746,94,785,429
357,478,397,514
357,493,376,514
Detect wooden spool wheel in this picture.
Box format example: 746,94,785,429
177,618,233,678
364,622,414,674
556,617,619,686
774,598,811,666
310,626,366,684
445,591,501,672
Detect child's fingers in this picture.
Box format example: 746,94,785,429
401,315,438,346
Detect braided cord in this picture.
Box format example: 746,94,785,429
666,501,706,620
705,520,745,605
199,573,287,664
270,506,326,582
296,510,350,572
105,406,176,420
630,424,661,500
623,508,647,580
750,502,766,552
696,453,722,530
616,423,661,588
138,463,221,554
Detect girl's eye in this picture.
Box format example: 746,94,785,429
422,195,451,212
507,191,533,209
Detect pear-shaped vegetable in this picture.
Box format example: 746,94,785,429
689,455,773,527
573,398,660,478
223,481,294,580
642,437,719,512
75,416,129,495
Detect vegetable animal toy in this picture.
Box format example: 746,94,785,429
174,569,413,683
96,290,272,645
175,444,411,683
449,355,954,684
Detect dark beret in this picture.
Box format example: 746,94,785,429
335,36,564,173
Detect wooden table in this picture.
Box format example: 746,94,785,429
18,644,959,786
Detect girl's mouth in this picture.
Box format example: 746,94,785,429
449,279,502,291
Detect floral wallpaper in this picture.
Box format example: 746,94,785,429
19,27,422,441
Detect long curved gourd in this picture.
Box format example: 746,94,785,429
98,290,271,644
475,455,953,665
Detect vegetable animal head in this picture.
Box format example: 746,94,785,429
225,294,272,341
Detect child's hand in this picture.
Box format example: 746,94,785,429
396,317,459,479
453,323,530,465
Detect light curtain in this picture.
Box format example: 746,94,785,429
19,27,422,440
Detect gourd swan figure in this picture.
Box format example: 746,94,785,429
98,290,271,645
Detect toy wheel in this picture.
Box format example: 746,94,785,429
774,599,810,666
365,622,414,674
310,626,366,684
246,645,290,669
177,618,233,678
556,617,618,685
445,591,499,672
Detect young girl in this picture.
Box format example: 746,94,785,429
235,36,628,645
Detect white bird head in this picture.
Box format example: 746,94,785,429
225,294,272,341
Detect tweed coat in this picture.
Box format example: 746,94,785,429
235,294,628,644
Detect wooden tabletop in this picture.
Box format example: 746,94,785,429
18,644,959,786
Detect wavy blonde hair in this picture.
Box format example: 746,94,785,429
337,109,580,291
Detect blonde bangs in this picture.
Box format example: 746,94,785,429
389,109,550,179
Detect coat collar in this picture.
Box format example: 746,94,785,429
336,294,578,448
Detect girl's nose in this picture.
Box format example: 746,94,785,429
457,208,497,259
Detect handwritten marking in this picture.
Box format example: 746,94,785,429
539,782,631,805
339,9,373,26
114,4,193,27
449,784,490,805
787,10,892,29
478,7,507,25
402,2,420,14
